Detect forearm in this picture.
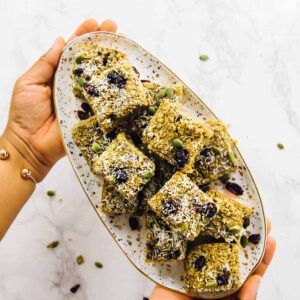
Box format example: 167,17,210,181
0,134,43,239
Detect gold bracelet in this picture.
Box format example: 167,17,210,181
0,148,38,184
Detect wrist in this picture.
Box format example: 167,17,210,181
1,129,51,182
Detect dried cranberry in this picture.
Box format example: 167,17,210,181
73,68,84,76
77,110,89,120
173,148,189,169
194,255,206,270
248,234,261,244
70,284,80,294
105,130,117,142
114,168,128,184
161,199,178,217
83,83,99,97
167,249,181,259
107,70,127,89
200,147,211,157
199,184,210,193
194,202,217,218
216,272,229,286
102,53,110,66
225,181,244,195
81,102,92,113
243,217,250,229
129,216,139,230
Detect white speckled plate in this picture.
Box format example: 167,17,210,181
54,32,266,299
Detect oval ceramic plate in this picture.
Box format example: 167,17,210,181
54,32,266,299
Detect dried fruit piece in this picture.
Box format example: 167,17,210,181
248,233,261,244
161,199,179,217
243,217,250,229
73,67,84,76
129,216,140,230
225,181,244,196
216,271,229,286
107,70,127,89
114,168,128,184
194,256,206,270
194,202,218,219
199,184,210,193
173,148,189,169
70,284,80,294
83,83,100,96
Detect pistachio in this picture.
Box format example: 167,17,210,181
212,146,222,155
181,223,188,234
73,84,83,97
219,173,230,183
228,151,237,166
47,240,59,249
155,97,162,106
92,142,102,153
277,143,284,150
95,261,103,268
147,106,157,115
75,54,85,64
240,235,249,248
165,87,174,98
76,255,85,265
157,88,167,99
228,225,243,235
107,176,116,185
77,76,86,87
202,216,210,225
143,171,154,180
199,54,209,61
47,190,56,197
206,280,217,288
172,138,183,149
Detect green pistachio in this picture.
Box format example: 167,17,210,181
77,76,86,87
212,146,222,155
73,84,83,97
147,106,157,115
76,255,85,265
165,87,174,98
75,54,85,64
95,261,103,268
199,54,209,61
228,225,243,235
206,280,217,288
143,171,154,180
219,173,230,183
228,151,237,166
172,138,183,149
107,177,116,185
92,142,102,153
202,216,210,225
47,190,56,197
277,143,284,150
181,223,188,234
47,241,59,249
157,88,167,99
240,235,249,248
155,98,162,106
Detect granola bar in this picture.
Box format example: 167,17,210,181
146,212,187,261
93,133,155,200
184,243,240,295
71,116,112,170
201,190,253,243
147,172,218,241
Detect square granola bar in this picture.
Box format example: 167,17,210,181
190,120,238,185
101,184,138,215
147,172,218,241
146,212,187,261
184,243,240,295
93,133,155,200
83,63,150,133
142,101,212,171
201,190,253,243
71,116,112,170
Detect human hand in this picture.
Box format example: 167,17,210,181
2,19,117,181
150,219,276,300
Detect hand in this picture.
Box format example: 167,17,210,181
2,19,117,181
150,219,276,300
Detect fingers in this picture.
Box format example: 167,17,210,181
238,274,261,300
266,218,271,235
98,19,118,32
150,285,194,300
67,18,99,42
21,37,65,84
254,236,276,276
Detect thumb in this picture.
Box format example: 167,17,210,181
22,37,65,84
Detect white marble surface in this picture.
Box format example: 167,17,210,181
0,0,299,299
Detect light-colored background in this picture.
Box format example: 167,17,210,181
0,0,299,299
